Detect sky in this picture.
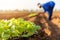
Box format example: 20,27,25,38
0,0,60,10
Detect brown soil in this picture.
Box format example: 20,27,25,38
0,11,60,40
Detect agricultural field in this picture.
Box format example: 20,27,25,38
0,10,60,40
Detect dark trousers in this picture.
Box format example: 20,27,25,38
48,10,53,20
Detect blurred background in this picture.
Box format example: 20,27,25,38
0,0,59,11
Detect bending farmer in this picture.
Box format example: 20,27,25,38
37,1,55,21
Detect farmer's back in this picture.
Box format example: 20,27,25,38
42,1,55,12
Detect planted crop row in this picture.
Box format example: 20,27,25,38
0,18,41,40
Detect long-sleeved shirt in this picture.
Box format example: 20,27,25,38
42,1,55,12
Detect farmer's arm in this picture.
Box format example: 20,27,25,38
37,3,46,17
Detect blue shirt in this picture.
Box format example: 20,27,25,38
42,1,55,13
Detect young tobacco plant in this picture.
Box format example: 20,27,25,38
0,18,41,40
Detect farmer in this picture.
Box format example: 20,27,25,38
37,1,55,21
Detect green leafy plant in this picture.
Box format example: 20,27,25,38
28,13,37,17
0,18,41,40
